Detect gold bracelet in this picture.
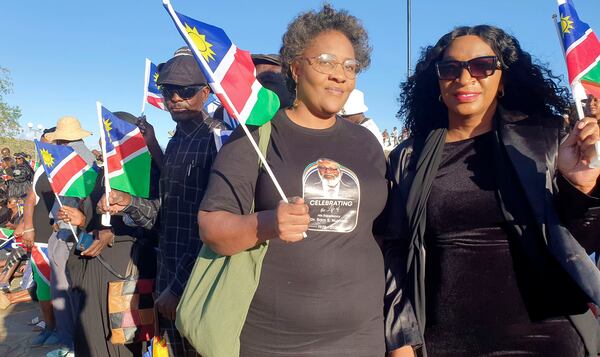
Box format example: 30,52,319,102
23,228,35,234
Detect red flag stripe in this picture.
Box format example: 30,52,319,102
106,153,123,173
106,134,147,173
147,94,165,110
117,134,147,160
31,246,51,282
49,156,88,194
220,48,255,115
566,32,600,84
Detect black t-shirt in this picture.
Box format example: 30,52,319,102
200,110,387,356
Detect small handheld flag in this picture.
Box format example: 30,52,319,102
0,228,14,240
142,58,167,113
555,0,600,166
162,1,279,126
163,0,294,212
34,140,98,198
98,104,151,198
558,0,600,98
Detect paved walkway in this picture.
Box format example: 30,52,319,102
0,301,56,357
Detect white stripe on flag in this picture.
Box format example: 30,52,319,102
147,92,163,100
213,44,238,82
238,79,263,121
107,169,125,179
571,55,600,85
565,28,594,55
109,127,142,148
122,147,148,165
48,151,78,180
58,167,89,196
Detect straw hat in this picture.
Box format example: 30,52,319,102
44,116,92,142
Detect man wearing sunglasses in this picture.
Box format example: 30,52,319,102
98,48,229,356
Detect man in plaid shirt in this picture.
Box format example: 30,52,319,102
98,49,229,356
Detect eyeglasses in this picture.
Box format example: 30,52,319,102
160,85,206,100
298,54,361,79
435,56,501,80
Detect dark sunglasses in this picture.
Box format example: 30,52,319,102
160,85,206,99
435,56,501,80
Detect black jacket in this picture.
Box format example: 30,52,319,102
383,108,600,355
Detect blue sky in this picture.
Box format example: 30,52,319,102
2,0,600,146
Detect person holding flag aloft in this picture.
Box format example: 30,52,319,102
383,25,600,356
98,49,229,357
198,5,388,356
59,110,158,357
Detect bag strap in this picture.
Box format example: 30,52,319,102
97,255,127,280
257,122,271,169
97,242,140,280
250,122,272,214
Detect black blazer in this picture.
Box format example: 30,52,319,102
383,107,600,354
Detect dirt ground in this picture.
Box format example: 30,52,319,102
0,300,57,357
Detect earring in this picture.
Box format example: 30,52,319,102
438,94,443,102
498,88,505,98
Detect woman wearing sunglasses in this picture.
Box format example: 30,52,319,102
199,5,388,357
384,25,600,356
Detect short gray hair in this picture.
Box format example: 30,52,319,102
280,4,371,93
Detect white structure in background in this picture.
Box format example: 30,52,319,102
25,122,44,139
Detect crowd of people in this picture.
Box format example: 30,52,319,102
1,4,600,357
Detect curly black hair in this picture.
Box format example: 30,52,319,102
398,25,571,136
280,4,371,94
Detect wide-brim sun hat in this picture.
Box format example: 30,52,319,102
44,116,92,142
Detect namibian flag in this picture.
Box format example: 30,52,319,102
0,232,50,281
100,105,151,198
144,58,166,111
30,244,51,286
34,140,97,198
0,229,21,251
163,0,279,126
0,228,13,240
558,0,600,98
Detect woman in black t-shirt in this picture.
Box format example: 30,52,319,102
199,5,387,357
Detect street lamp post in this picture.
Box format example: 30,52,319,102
26,122,44,138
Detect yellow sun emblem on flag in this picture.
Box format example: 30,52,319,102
184,23,216,62
153,72,161,90
561,16,575,34
103,118,113,142
40,149,54,168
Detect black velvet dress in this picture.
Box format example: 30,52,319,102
423,132,585,356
